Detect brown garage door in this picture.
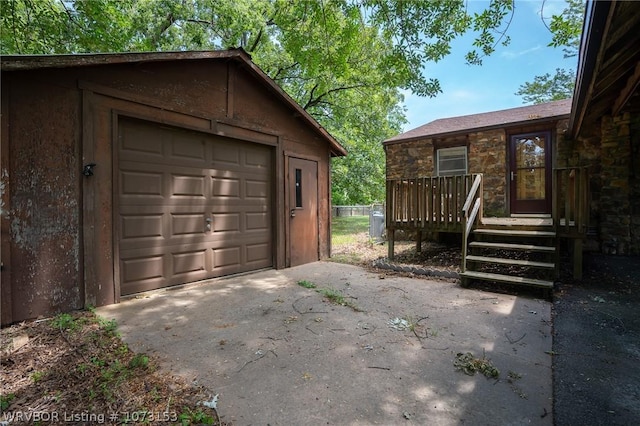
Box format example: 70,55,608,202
117,118,273,295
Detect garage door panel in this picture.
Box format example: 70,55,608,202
121,170,164,197
245,149,271,168
120,123,164,158
213,246,241,268
211,177,240,198
211,213,240,232
169,133,207,162
120,214,164,241
246,212,269,230
118,118,273,295
246,243,271,264
121,255,165,284
171,213,207,236
172,250,208,276
246,179,269,199
171,174,206,197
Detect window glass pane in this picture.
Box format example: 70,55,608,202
515,137,545,168
437,146,467,176
295,168,302,208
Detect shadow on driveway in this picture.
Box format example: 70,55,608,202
553,253,640,426
98,262,553,425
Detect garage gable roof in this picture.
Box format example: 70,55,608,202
384,98,572,145
1,49,347,157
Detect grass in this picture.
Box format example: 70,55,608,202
297,280,317,289
331,215,370,246
316,287,361,311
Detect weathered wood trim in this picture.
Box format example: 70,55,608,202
81,89,98,308
227,62,235,119
613,61,640,116
275,137,285,269
111,111,122,304
78,80,211,119
216,121,279,146
1,83,12,325
112,108,211,134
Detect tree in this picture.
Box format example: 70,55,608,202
515,67,576,104
1,0,516,205
515,0,585,104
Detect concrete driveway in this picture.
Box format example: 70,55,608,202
97,262,552,425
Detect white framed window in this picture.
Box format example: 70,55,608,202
437,146,468,176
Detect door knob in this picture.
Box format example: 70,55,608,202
205,217,212,231
290,209,296,218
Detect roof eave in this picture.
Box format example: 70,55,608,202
568,0,613,139
0,49,245,71
383,114,571,146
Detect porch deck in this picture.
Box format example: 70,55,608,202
386,167,589,283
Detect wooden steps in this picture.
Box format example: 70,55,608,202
460,271,554,289
468,241,555,253
461,219,557,296
465,255,555,269
473,228,556,237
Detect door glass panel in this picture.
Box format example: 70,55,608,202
295,168,302,208
515,136,546,201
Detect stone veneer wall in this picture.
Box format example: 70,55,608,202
631,116,640,254
385,121,575,221
385,129,509,217
384,139,434,179
467,129,506,216
566,112,640,255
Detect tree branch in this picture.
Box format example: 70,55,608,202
303,83,368,110
151,12,176,47
247,27,263,52
273,62,301,80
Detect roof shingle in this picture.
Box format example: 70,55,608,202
384,98,572,144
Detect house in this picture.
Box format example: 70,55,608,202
0,49,347,325
382,0,640,291
384,99,572,218
568,0,640,256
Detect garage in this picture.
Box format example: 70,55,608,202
1,49,347,324
117,118,274,295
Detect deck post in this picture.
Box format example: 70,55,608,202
416,230,422,253
573,238,583,279
388,229,395,260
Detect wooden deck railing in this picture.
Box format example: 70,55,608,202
386,174,481,259
461,174,483,273
553,166,589,278
553,167,589,237
386,174,480,230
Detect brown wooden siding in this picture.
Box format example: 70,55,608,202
2,74,83,323
1,57,337,324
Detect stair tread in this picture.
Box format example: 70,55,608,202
460,271,554,288
465,255,555,269
473,228,555,237
468,241,555,252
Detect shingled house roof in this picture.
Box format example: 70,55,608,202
384,98,572,145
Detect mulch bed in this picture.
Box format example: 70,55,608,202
1,310,225,425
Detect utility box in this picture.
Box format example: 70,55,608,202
369,210,385,241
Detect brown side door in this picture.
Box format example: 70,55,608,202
509,131,552,214
117,118,273,295
288,157,319,266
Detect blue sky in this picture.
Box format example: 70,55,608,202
400,0,580,132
